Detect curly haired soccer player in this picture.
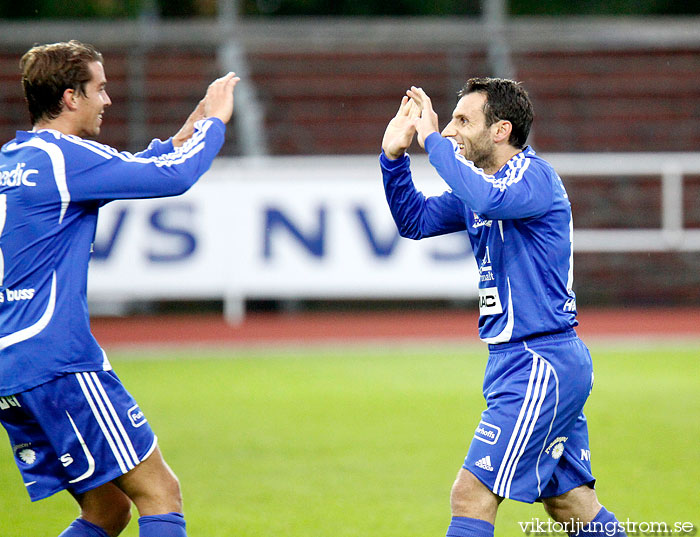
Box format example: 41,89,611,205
0,40,239,537
380,78,628,537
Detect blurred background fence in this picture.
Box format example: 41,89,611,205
1,6,699,316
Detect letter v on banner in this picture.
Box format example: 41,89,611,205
354,207,400,257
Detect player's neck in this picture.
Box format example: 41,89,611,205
487,145,523,174
32,115,81,137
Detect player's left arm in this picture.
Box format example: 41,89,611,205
132,98,207,160
407,85,553,220
425,134,554,220
64,117,226,202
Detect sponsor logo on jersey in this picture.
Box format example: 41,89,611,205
479,246,495,283
0,395,21,409
128,404,147,428
0,162,39,187
475,455,494,472
580,449,591,461
60,453,74,467
478,287,503,316
3,288,36,303
474,420,501,445
480,271,495,282
544,436,568,459
472,212,493,229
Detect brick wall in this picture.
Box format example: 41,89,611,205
1,39,698,306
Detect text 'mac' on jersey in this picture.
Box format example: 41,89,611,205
0,118,225,394
380,133,577,344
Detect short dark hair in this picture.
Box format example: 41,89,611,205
20,40,104,125
458,77,533,149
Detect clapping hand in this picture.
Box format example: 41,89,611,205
406,86,440,149
381,96,420,160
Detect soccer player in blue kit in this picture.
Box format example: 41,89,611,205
380,78,627,537
0,41,239,537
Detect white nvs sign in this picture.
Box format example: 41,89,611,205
87,156,479,314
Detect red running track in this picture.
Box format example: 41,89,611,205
89,308,700,348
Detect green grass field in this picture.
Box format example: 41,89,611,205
1,342,698,536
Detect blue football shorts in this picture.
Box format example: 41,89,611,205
0,369,157,501
463,329,596,503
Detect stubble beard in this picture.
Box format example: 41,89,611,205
466,133,497,172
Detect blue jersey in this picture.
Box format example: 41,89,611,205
380,132,577,344
0,118,225,394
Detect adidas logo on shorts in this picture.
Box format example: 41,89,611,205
475,455,494,472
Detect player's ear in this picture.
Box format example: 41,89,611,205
493,120,512,144
62,88,79,111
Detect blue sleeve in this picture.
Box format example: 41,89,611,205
134,137,175,158
380,151,467,239
424,132,553,220
63,118,225,202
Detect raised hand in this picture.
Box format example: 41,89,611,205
406,86,440,148
203,72,241,125
381,95,420,160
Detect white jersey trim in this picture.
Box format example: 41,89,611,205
566,214,575,293
481,277,514,344
7,136,71,224
452,143,532,192
0,271,57,351
0,194,5,287
57,119,212,168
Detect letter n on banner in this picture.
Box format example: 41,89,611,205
263,207,325,259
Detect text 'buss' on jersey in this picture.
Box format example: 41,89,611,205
0,288,36,303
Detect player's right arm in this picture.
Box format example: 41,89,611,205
381,153,467,239
380,96,467,239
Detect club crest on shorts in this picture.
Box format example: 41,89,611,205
128,404,147,428
544,436,568,459
14,443,36,465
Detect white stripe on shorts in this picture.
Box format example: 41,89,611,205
88,372,140,465
528,344,560,497
492,352,553,498
75,372,139,474
66,411,96,484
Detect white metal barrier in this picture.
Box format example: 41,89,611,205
547,152,700,252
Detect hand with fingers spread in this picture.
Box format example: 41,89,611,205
406,86,440,149
203,72,241,125
381,95,421,160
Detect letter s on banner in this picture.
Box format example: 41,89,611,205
147,204,197,262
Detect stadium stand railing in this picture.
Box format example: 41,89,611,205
0,17,698,308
